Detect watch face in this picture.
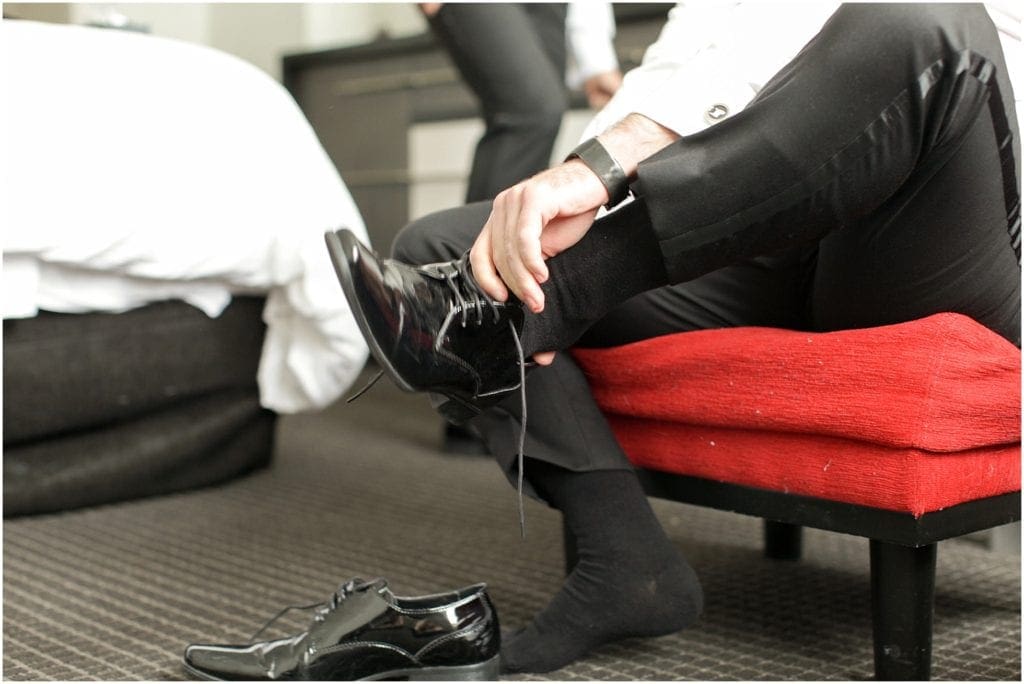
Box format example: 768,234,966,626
569,138,628,209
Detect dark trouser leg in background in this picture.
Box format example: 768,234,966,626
427,3,568,203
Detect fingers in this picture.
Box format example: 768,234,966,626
584,70,622,111
469,225,508,302
589,92,612,109
515,188,550,284
532,351,556,366
505,194,548,312
475,165,605,313
418,2,443,17
489,186,547,313
585,85,612,110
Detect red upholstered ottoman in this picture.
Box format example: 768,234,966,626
570,313,1021,680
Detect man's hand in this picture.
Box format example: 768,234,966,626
470,161,607,316
583,70,623,110
471,114,679,310
470,114,680,365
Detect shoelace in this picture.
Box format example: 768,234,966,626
346,369,383,403
247,578,380,643
510,321,527,539
346,257,530,539
435,257,500,343
442,259,529,538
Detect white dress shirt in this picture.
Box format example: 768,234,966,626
583,2,1021,141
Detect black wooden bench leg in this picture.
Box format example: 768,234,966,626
764,520,803,560
869,539,937,680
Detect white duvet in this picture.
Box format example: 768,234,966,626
2,20,371,413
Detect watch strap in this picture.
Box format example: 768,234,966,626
565,137,630,209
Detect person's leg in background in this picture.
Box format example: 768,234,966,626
426,3,568,203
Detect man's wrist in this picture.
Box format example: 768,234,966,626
596,113,680,179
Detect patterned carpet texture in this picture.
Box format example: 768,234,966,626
4,380,1020,680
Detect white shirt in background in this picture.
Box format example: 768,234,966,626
565,2,619,90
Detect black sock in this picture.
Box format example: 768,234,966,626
501,460,704,674
519,199,669,357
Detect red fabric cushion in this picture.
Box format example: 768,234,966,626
571,313,1021,515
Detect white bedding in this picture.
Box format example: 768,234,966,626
2,20,371,413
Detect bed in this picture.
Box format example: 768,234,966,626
2,20,370,515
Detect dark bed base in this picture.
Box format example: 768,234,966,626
4,297,276,517
562,471,1021,680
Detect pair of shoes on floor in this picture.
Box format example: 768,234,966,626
325,229,528,424
183,578,500,681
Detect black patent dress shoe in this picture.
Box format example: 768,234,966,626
325,229,528,424
183,578,500,681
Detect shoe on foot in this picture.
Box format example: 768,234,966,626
326,229,528,423
183,578,500,681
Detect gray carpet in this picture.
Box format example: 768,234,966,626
4,376,1020,680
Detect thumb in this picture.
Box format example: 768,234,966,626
532,351,556,366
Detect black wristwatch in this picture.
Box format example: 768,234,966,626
565,137,630,209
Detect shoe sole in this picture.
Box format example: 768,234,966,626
325,230,415,393
182,654,500,681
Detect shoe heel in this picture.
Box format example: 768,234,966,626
414,655,500,681
432,394,482,425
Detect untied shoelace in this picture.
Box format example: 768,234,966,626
439,259,529,539
247,577,383,643
347,258,529,539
